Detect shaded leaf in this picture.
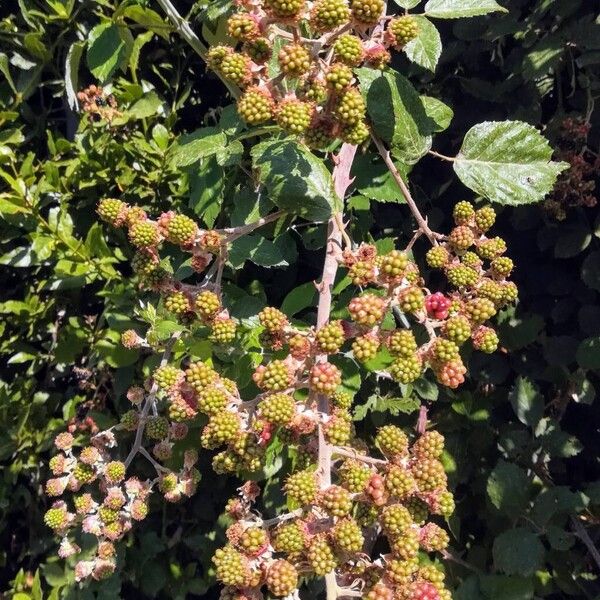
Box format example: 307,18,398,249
487,460,531,515
493,528,544,576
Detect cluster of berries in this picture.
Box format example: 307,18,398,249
212,428,454,599
43,429,200,582
207,0,421,147
77,85,120,122
544,117,598,220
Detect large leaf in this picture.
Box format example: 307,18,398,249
509,376,543,428
404,17,442,72
421,95,454,132
492,528,545,576
453,121,568,205
357,68,432,163
169,128,227,167
86,22,129,82
487,460,531,516
424,0,507,19
251,139,341,221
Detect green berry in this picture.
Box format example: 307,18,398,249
267,559,299,597
332,517,364,553
333,34,364,66
352,334,379,362
244,37,272,63
387,15,419,47
316,320,346,353
472,325,499,353
220,53,252,87
307,534,338,576
165,291,191,315
166,214,197,245
446,264,479,288
145,416,169,440
185,361,219,392
194,290,221,322
276,98,313,135
256,360,293,391
334,87,366,125
97,198,127,226
238,526,268,556
73,462,95,484
348,293,386,325
278,44,311,77
264,0,306,18
104,461,126,484
227,13,259,41
449,225,475,252
201,412,240,448
389,354,422,384
381,504,413,538
338,459,371,493
273,521,306,553
398,287,425,313
491,256,514,278
385,464,415,499
339,119,370,145
326,62,353,91
350,0,384,24
213,545,250,587
259,393,296,425
129,220,159,248
285,469,318,505
44,507,69,530
154,364,182,391
376,425,409,457
197,385,228,415
387,329,418,357
453,201,475,225
474,206,496,232
426,246,450,269
238,86,274,125
209,317,237,344
465,297,496,323
430,338,460,362
412,430,444,459
319,485,353,516
477,236,507,260
412,458,447,492
311,0,351,31
443,315,471,344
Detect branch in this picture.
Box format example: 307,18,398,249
154,0,240,98
219,210,286,241
371,133,439,245
333,447,387,466
572,516,600,573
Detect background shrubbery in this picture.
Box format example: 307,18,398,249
1,0,599,598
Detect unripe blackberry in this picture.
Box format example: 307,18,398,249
491,256,514,278
387,330,417,357
195,290,221,322
273,521,306,553
165,291,191,315
385,464,415,499
474,206,496,232
99,505,119,524
379,250,409,282
210,317,237,344
289,333,311,360
259,393,296,425
311,0,351,31
185,361,219,392
472,325,499,353
419,564,445,586
334,87,366,125
425,292,452,320
256,360,293,391
446,265,478,289
465,297,496,323
461,250,482,269
443,315,471,345
334,34,364,66
420,522,450,552
386,556,418,585
453,200,475,225
199,230,223,253
212,450,242,474
264,0,306,18
448,225,475,252
348,260,376,286
197,386,228,415
227,13,260,41
220,53,252,87
333,517,364,553
391,528,420,560
437,490,455,517
129,220,159,248
430,338,460,363
44,507,69,530
166,214,197,245
412,458,447,492
501,281,518,304
97,198,127,226
73,462,95,484
125,205,147,226
258,306,288,332
238,526,268,556
410,580,441,600
365,583,394,600
386,15,419,48
207,45,232,70
154,365,183,391
435,358,466,389
316,320,346,353
389,354,422,384
309,362,341,395
332,390,353,410
339,119,370,145
405,496,429,525
120,409,139,431
412,430,444,459
350,0,384,24
237,86,274,125
348,293,386,325
381,504,413,538
304,115,336,150
356,500,379,525
104,461,126,484
168,396,196,422
201,412,240,448
285,469,318,505
326,62,354,91
426,246,450,269
146,416,169,440
276,97,313,135
131,251,158,276
352,333,379,362
244,37,272,63
324,413,352,445
376,425,409,457
213,545,250,587
398,286,425,313
338,459,371,492
477,236,507,260
307,534,337,575
319,485,353,516
299,78,328,104
267,559,299,597
278,43,311,77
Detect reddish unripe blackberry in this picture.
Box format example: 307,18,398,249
412,430,444,459
165,291,191,315
453,200,475,225
491,256,514,278
324,413,352,445
326,62,354,91
391,528,420,560
307,534,338,575
238,526,268,556
364,583,394,600
389,354,422,384
168,396,196,422
267,559,299,596
334,34,364,66
276,97,314,135
426,246,450,269
386,556,418,585
338,459,371,492
397,286,425,313
332,517,364,553
352,333,379,362
311,0,351,31
186,361,219,392
465,297,496,323
145,416,169,440
97,198,127,226
376,425,409,457
430,338,460,363
121,329,142,349
278,43,311,77
129,220,159,248
195,290,221,322
419,522,450,552
254,360,293,391
425,292,451,320
319,484,353,516
237,86,274,125
210,317,237,344
201,412,240,448
474,206,496,232
259,393,296,425
472,325,499,353
289,333,311,360
213,545,251,587
446,264,479,288
309,362,341,395
285,469,318,505
264,0,306,18
166,214,197,245
220,53,253,87
443,315,471,344
154,364,183,391
340,120,370,145
350,0,384,24
412,458,447,492
477,236,507,260
316,320,346,352
410,580,441,600
386,15,419,48
435,358,466,389
385,464,415,499
381,503,413,538
227,13,260,41
334,87,366,125
348,293,386,325
44,507,69,531
244,37,272,63
448,225,475,252
387,329,417,357
273,520,306,553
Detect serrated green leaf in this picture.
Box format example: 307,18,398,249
487,460,531,515
87,22,129,82
281,282,318,316
421,96,454,132
424,0,507,19
229,234,296,269
509,376,543,428
404,17,442,72
453,121,568,205
493,528,544,576
251,139,340,221
169,128,227,167
394,0,421,7
353,394,420,421
480,575,534,600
